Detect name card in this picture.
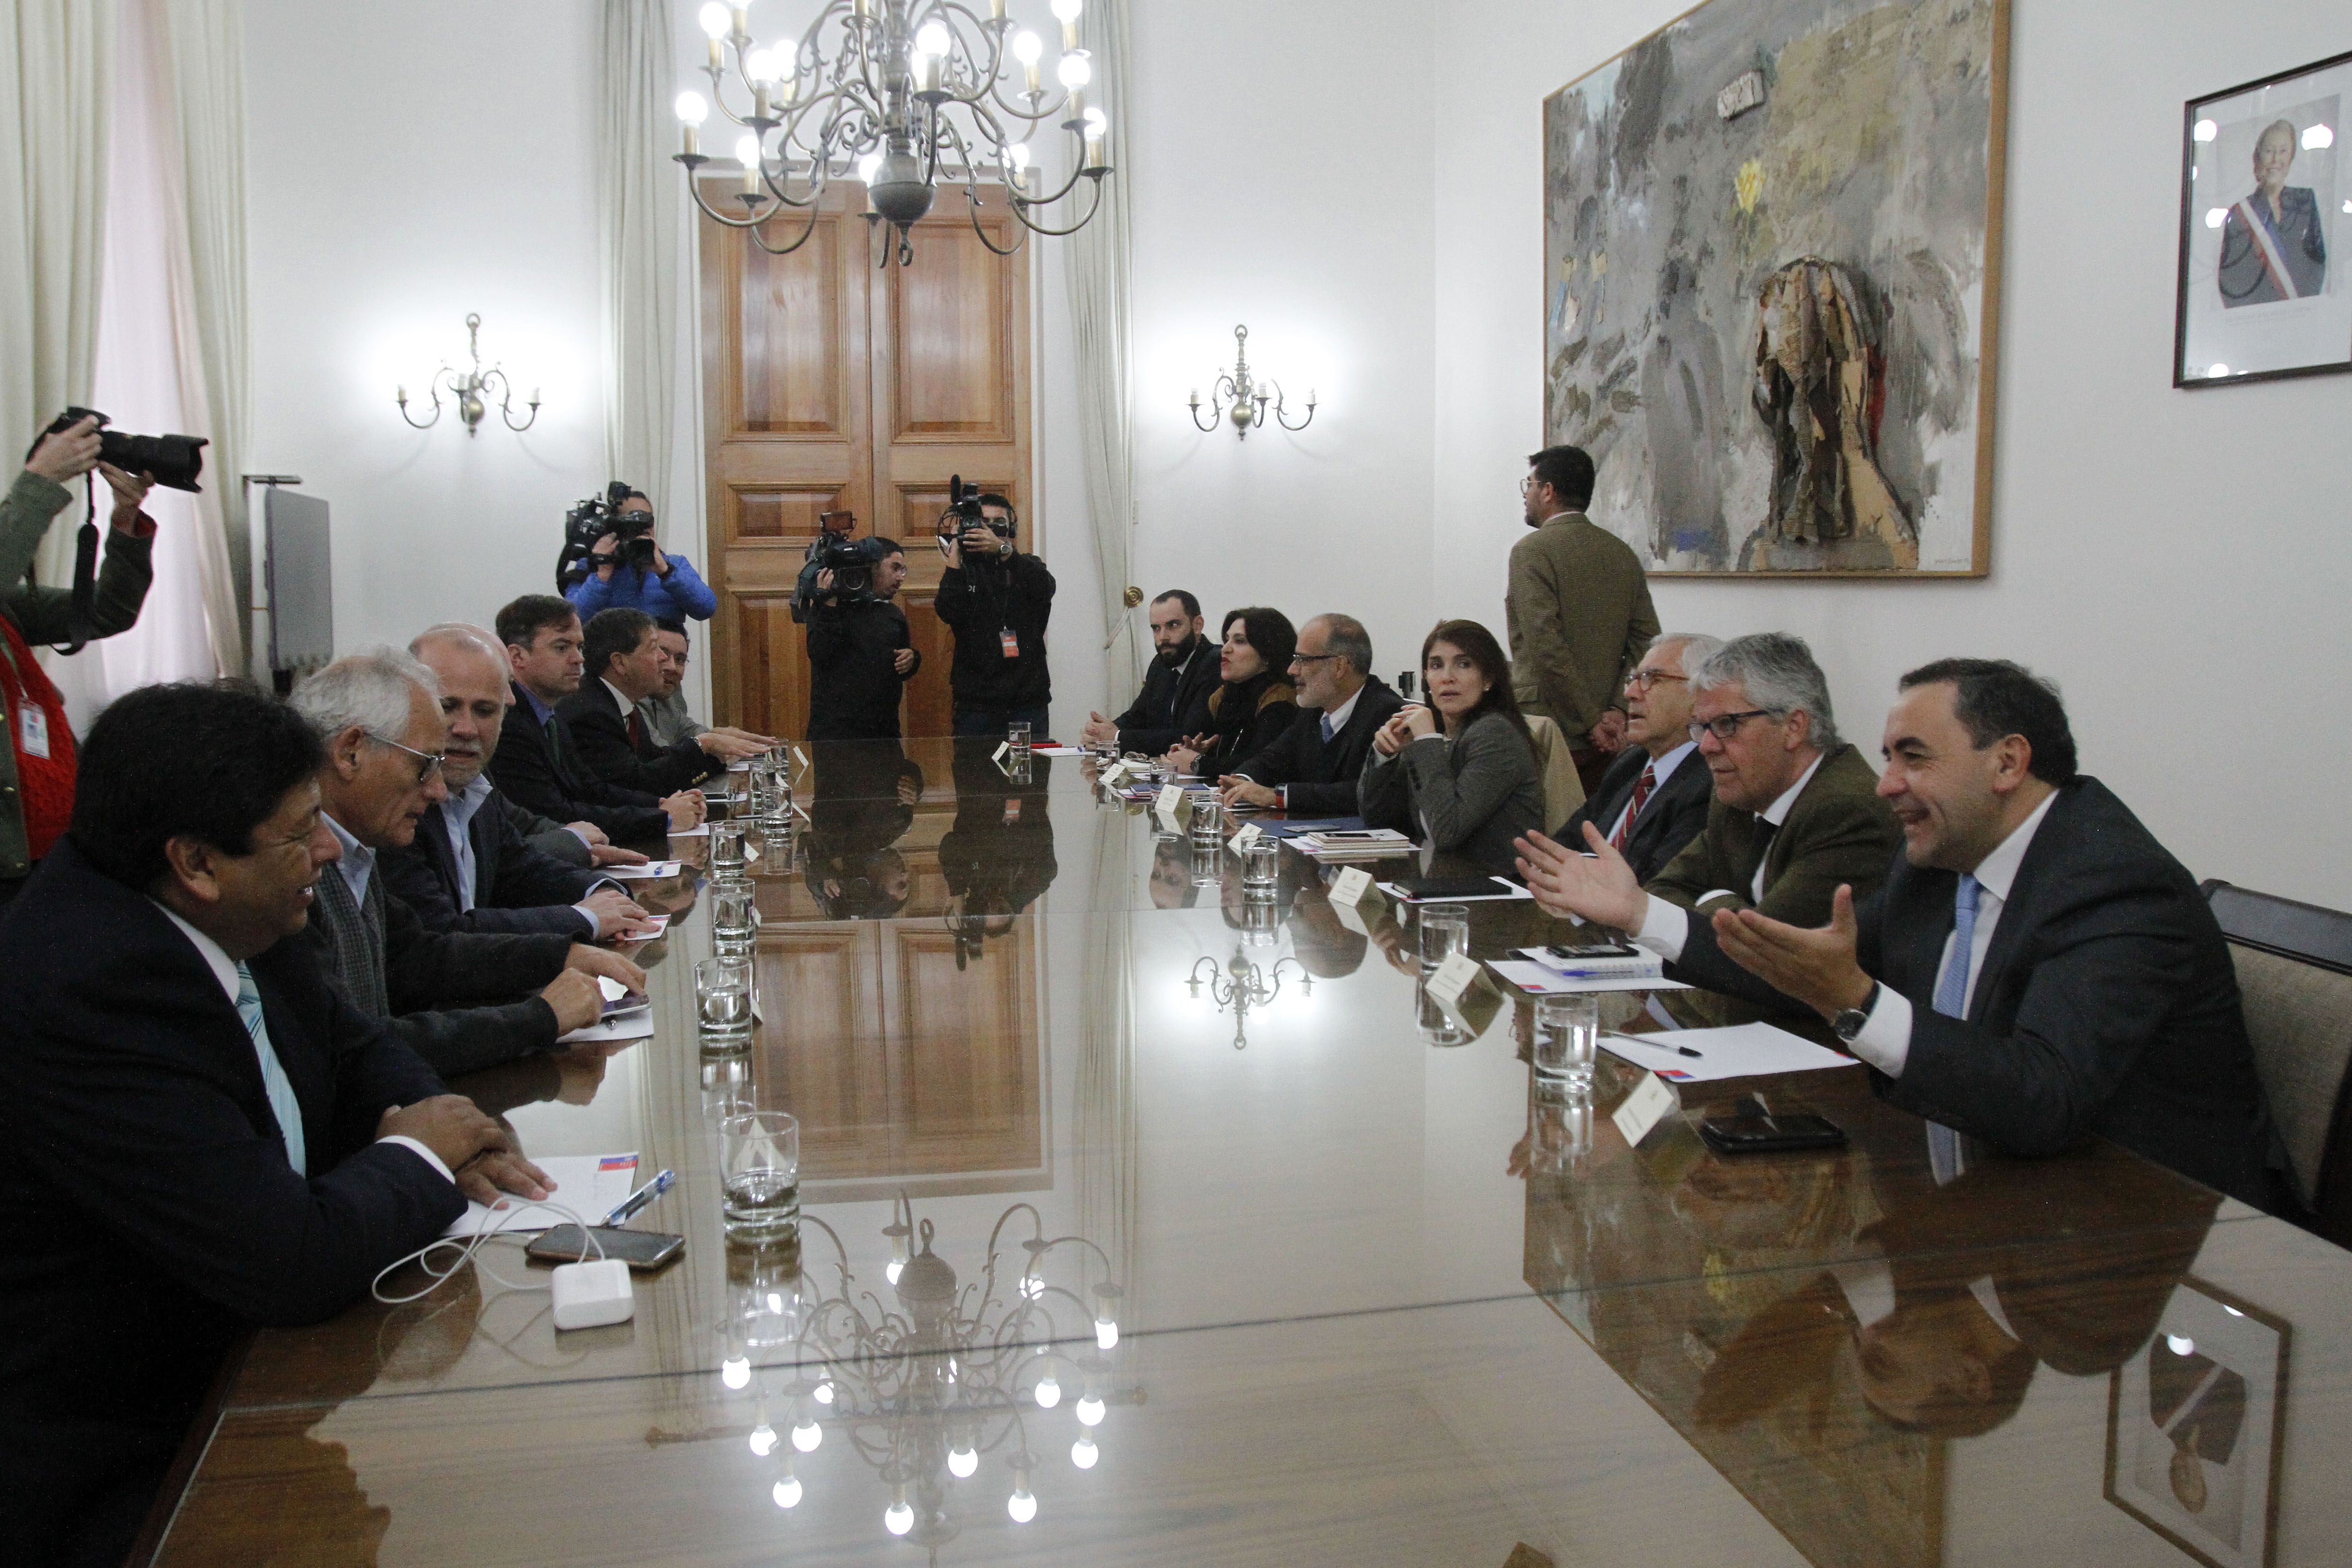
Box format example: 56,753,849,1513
1425,951,1483,1008
1101,760,1133,787
1156,783,1185,815
1227,823,1264,853
790,745,809,770
1329,866,1376,906
992,741,1011,763
1612,1072,1679,1147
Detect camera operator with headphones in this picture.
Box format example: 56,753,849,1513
800,513,919,741
560,484,718,623
933,483,1053,739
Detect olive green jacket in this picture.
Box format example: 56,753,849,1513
1504,511,1659,739
0,470,155,877
1647,742,1901,929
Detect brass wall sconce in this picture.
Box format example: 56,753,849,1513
1188,325,1316,440
396,313,540,436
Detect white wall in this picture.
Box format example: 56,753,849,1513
1429,0,2352,906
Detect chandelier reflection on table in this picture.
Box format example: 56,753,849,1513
1187,950,1310,1050
711,1195,1128,1555
673,0,1116,267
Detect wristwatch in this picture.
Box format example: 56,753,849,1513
1830,982,1881,1044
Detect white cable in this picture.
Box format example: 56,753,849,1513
371,1203,606,1305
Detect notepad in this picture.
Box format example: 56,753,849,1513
442,1152,642,1237
1598,1023,1854,1083
1485,959,1691,995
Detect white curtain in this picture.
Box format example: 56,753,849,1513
0,0,113,591
597,0,685,526
1063,0,1139,708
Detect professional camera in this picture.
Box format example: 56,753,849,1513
556,481,657,590
36,406,207,491
933,474,1014,557
792,509,888,622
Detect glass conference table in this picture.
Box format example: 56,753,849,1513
141,741,2352,1567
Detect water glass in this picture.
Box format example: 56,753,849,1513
1417,903,1470,969
721,1111,801,1241
710,819,749,877
697,955,754,1037
1534,993,1600,1092
724,761,753,816
1241,837,1281,892
1008,721,1032,761
712,881,758,956
1190,796,1225,847
1190,843,1223,887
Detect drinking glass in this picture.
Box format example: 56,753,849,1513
721,1111,800,1240
724,761,753,816
1191,843,1223,887
1190,797,1225,848
1241,838,1280,892
1008,721,1032,761
712,881,758,956
697,955,754,1037
1534,993,1599,1093
710,820,749,878
1417,903,1469,969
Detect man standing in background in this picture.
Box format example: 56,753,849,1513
1506,444,1659,797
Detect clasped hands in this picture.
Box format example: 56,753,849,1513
377,1096,553,1207
1369,703,1438,758
1513,823,1872,1021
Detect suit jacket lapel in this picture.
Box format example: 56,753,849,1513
1965,789,2077,1019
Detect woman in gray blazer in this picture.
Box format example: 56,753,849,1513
1359,620,1546,875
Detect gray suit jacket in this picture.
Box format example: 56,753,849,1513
1358,711,1547,876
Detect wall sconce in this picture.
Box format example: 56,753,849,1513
396,313,540,436
1188,325,1315,440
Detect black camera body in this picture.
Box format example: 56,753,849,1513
557,481,657,591
934,474,1014,557
792,511,891,623
39,406,207,493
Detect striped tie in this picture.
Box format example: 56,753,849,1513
1610,761,1657,850
1926,875,1980,1183
234,962,308,1174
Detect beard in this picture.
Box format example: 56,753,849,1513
1157,632,1199,668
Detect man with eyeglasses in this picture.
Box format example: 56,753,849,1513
1514,632,1898,1009
1547,632,1721,883
289,652,647,1077
1220,613,1404,814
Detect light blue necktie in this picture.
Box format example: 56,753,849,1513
1927,875,1979,1183
234,962,308,1175
1320,712,1335,745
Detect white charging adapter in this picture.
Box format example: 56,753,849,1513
550,1257,636,1330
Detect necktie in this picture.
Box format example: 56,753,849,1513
234,963,308,1175
1320,712,1336,745
1611,761,1657,850
1927,874,1981,1182
628,708,649,753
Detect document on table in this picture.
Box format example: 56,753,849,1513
667,823,712,838
1377,877,1533,903
559,1009,658,1046
1485,959,1692,995
1031,744,1084,756
1598,1023,1855,1083
442,1152,642,1236
602,860,683,879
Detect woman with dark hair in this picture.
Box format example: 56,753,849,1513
1167,607,1297,783
1359,619,1545,874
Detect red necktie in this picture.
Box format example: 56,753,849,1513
1611,762,1656,850
628,708,649,753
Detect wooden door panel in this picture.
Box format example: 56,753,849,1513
888,224,1016,441
734,217,847,436
900,592,956,739
722,592,809,742
726,481,858,545
757,927,887,1179
883,924,1039,1172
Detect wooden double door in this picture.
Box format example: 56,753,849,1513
697,179,1032,740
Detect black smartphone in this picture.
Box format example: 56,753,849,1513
525,1225,684,1271
1545,941,1641,960
1697,1110,1847,1155
1396,876,1507,900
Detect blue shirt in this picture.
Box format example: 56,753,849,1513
564,552,718,621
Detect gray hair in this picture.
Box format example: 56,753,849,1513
1646,630,1723,675
1691,632,1838,747
1309,613,1374,677
289,649,442,743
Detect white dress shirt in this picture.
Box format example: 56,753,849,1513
150,902,453,1184
322,812,375,907
602,676,639,719
1630,751,1828,961
1603,740,1696,845
1845,789,2060,1077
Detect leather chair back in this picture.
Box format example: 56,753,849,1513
1521,715,1587,836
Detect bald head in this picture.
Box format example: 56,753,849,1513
411,624,513,786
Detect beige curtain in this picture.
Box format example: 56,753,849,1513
0,0,114,589
597,0,685,528
1063,0,1139,707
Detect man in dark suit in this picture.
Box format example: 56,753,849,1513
564,607,742,795
1552,631,1719,883
1220,612,1405,815
0,683,551,1568
1082,590,1219,757
1525,659,2274,1207
384,626,654,938
486,595,704,844
290,652,646,1079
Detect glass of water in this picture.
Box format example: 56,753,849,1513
1418,903,1470,969
1008,721,1032,760
712,882,758,956
697,955,754,1037
1241,837,1280,892
1534,993,1600,1093
1190,796,1224,847
721,1111,800,1240
710,819,749,878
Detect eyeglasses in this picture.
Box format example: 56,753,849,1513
1289,652,1341,665
1519,475,1543,496
1688,709,1783,744
1626,669,1687,690
368,732,447,784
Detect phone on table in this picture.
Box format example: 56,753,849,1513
1544,941,1641,961
1698,1098,1847,1155
1394,876,1509,900
524,1225,684,1271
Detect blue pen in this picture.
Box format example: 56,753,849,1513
602,1168,675,1227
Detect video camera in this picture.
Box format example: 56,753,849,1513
556,481,656,591
792,510,892,623
35,407,207,492
933,474,1015,558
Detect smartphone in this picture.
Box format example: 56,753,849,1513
1697,1110,1847,1155
525,1225,684,1271
1395,876,1507,900
601,990,650,1017
1545,941,1641,961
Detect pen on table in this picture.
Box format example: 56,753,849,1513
602,1168,675,1227
1673,1045,1703,1059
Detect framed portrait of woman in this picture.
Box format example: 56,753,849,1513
2175,49,2352,388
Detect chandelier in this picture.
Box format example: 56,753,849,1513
673,0,1116,266
1187,950,1310,1050
697,1196,1128,1553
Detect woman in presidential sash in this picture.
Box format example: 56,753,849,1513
2219,118,2327,307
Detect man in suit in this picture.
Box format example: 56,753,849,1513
1551,631,1720,883
1506,444,1660,797
0,682,553,1568
565,607,750,794
642,618,776,753
1525,659,2274,1207
1220,613,1405,815
487,595,705,843
382,625,656,938
1082,590,1219,757
290,652,646,1078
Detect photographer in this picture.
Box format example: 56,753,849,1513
807,536,919,741
1,416,159,900
934,491,1053,737
562,487,717,623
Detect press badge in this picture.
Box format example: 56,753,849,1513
17,703,49,760
999,629,1020,659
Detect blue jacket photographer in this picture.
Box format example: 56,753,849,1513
802,531,920,741
558,483,716,622
933,486,1052,737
